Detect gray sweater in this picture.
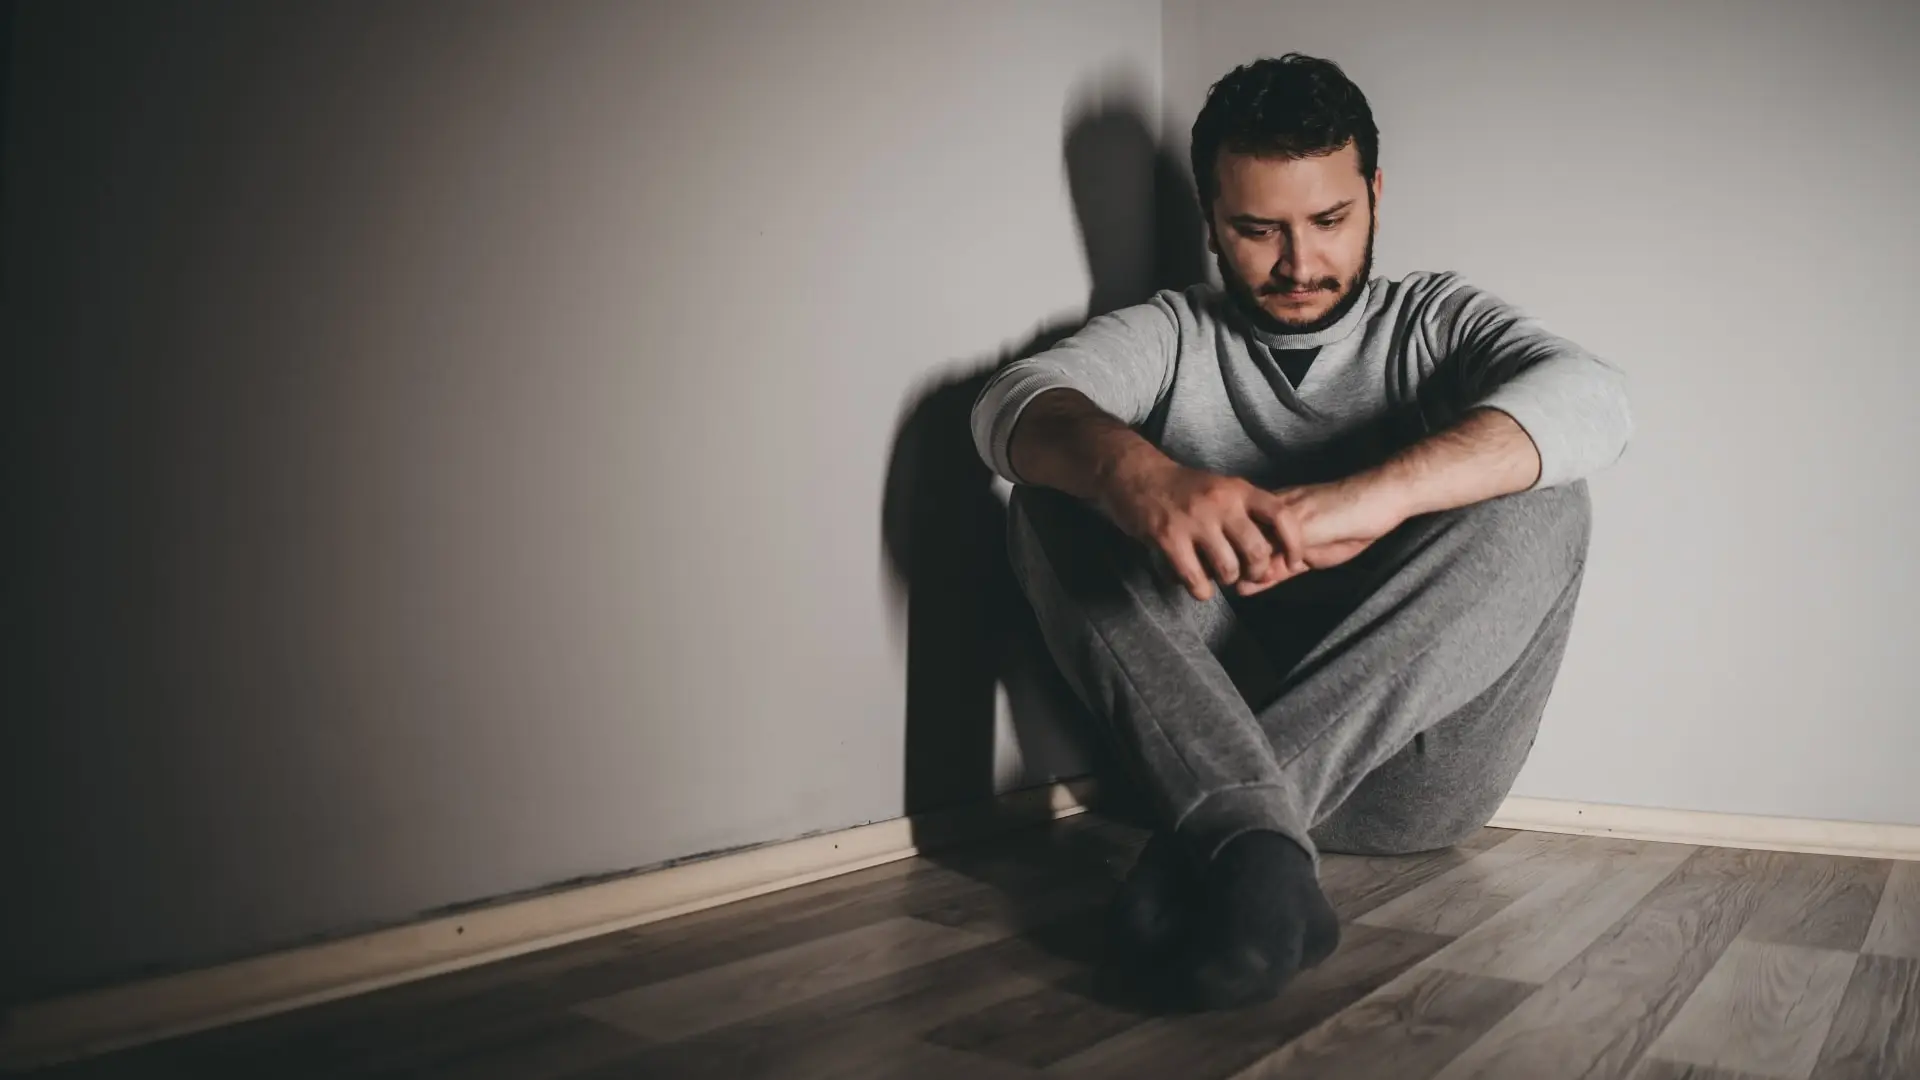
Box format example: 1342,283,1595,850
970,271,1633,493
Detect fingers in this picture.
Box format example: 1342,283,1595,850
1248,493,1309,575
1194,526,1242,590
1222,515,1273,584
1160,535,1214,601
1157,525,1250,602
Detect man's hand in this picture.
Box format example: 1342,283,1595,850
1091,458,1286,601
1092,457,1408,602
1231,479,1409,596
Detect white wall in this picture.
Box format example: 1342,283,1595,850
1164,0,1920,823
3,0,1156,997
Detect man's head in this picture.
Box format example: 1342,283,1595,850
1191,54,1382,335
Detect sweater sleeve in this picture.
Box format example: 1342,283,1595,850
1417,273,1635,490
969,292,1181,485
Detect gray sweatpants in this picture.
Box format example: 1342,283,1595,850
1006,480,1591,872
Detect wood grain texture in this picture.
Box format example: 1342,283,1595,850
1739,853,1890,953
1049,922,1453,1079
1311,826,1514,919
1808,952,1920,1080
1431,846,1784,1080
1231,965,1536,1080
29,819,1920,1080
574,915,989,1041
1318,846,1483,921
1630,1060,1780,1080
1423,842,1695,984
922,982,1149,1068
1861,859,1920,959
581,927,1083,1080
1643,939,1858,1079
1354,831,1581,938
820,1038,1045,1080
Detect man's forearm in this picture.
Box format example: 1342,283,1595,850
1006,387,1170,501
1357,407,1543,522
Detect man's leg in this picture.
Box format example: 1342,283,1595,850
1178,479,1593,867
1007,479,1590,867
1004,483,1319,999
1004,484,1291,845
1309,551,1584,855
1006,478,1591,1004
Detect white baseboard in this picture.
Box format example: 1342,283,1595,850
0,779,1096,1072
9,786,1917,1071
1490,796,1920,861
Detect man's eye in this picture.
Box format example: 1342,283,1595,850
1315,218,1343,230
1240,227,1276,238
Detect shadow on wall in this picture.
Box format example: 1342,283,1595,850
879,87,1209,847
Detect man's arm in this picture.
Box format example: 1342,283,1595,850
1227,408,1536,596
971,297,1181,487
976,295,1317,601
1006,387,1312,600
1232,274,1631,595
1004,387,1166,503
1423,272,1634,490
1367,405,1541,519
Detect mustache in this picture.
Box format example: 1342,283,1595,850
1260,279,1339,296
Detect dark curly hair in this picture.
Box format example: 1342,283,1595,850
1189,54,1379,212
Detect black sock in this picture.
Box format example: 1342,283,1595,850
1106,832,1202,971
1180,830,1341,1010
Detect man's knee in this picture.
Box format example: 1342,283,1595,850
1008,484,1097,589
1436,479,1592,588
1006,484,1140,614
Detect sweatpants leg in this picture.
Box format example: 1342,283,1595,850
1307,553,1584,855
1005,480,1591,874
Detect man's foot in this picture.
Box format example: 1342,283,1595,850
1179,830,1341,1010
1106,832,1202,975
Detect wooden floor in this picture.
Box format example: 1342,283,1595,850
25,813,1920,1079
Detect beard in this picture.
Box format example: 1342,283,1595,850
1219,215,1376,337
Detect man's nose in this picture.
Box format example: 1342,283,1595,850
1271,235,1311,283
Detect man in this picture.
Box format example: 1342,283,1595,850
970,54,1632,1010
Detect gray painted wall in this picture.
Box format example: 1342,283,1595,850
4,0,1156,998
1165,0,1920,823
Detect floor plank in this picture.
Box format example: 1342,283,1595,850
1423,841,1695,984
1630,1060,1780,1080
372,1011,644,1080
1049,922,1454,1079
1643,939,1859,1080
22,821,1917,1080
1429,846,1783,1080
1230,965,1536,1080
573,915,990,1041
1318,846,1484,921
1313,827,1516,922
1739,854,1891,953
921,980,1148,1068
572,924,1089,1080
1808,952,1920,1080
1861,860,1920,959
1354,831,1581,938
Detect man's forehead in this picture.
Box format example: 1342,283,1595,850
1214,144,1367,214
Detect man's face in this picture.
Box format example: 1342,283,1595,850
1207,141,1382,334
